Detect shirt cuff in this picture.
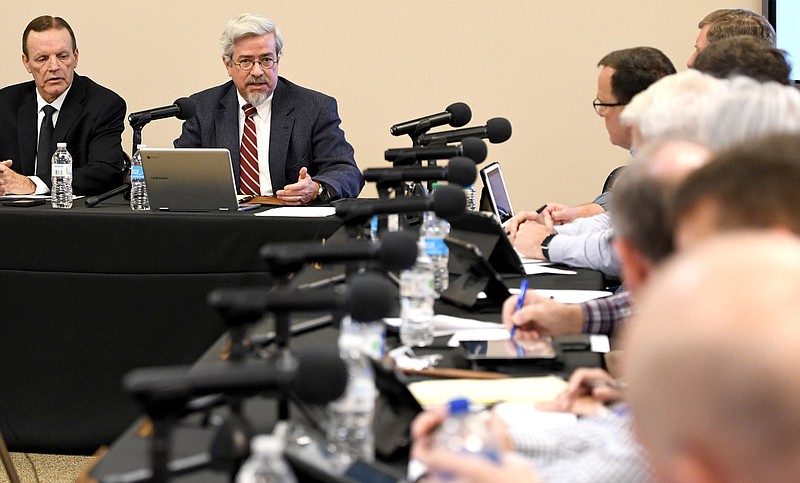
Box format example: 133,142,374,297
29,176,50,195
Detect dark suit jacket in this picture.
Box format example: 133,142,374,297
174,77,363,199
0,73,126,196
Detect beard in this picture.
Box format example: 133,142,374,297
245,76,271,107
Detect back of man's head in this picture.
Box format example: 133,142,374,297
698,76,800,151
626,232,800,483
693,35,791,84
674,133,800,248
597,47,676,104
609,140,711,291
620,70,728,145
706,13,776,47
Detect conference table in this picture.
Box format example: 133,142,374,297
79,223,607,481
0,197,341,454
0,195,608,481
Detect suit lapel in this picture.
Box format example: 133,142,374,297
53,74,86,145
17,90,38,176
215,84,241,190
269,79,294,191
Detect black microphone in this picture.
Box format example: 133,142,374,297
124,347,348,407
336,183,466,224
390,102,472,137
128,97,198,128
260,231,418,276
417,117,513,146
384,137,487,165
207,271,398,322
364,156,476,188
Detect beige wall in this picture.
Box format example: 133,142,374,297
1,0,759,208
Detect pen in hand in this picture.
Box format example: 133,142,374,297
509,278,529,339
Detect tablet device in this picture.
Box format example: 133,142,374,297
461,338,557,361
447,211,525,275
479,161,515,226
441,236,511,308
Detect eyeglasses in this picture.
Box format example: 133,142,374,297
231,57,278,71
593,98,627,116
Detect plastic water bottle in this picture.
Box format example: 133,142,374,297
463,184,477,211
400,239,436,347
420,211,450,294
430,398,500,481
50,142,72,209
327,315,383,465
236,434,297,483
130,144,149,211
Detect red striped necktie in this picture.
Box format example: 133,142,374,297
239,103,260,195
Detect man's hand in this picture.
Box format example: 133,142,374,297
275,167,317,206
542,202,578,225
505,210,542,242
536,367,623,416
543,202,605,225
0,160,36,196
501,290,583,340
512,210,556,259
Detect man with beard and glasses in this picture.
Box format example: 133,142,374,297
175,13,363,205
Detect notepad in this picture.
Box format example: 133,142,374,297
407,375,567,407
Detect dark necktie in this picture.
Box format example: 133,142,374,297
36,105,57,177
239,103,260,195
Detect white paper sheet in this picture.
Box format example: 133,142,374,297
255,206,337,217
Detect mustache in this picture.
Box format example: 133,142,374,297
245,76,269,86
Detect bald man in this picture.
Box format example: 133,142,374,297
626,232,800,483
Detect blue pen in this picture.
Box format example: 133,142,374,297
509,278,529,339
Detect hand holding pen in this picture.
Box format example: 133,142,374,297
508,278,529,340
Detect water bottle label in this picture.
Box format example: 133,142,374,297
400,270,435,297
52,163,71,177
424,238,449,257
130,165,145,181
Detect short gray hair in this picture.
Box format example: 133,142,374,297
220,13,284,61
699,76,800,151
620,70,728,144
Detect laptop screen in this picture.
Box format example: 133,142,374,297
480,162,514,225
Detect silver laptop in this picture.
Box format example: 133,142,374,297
479,161,515,226
141,148,239,212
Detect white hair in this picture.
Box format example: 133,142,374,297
621,70,729,144
220,13,284,61
700,76,800,151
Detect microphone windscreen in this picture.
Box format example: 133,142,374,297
291,348,348,404
446,102,472,128
174,97,198,120
485,118,513,144
379,231,418,272
446,157,477,187
349,272,398,321
431,184,467,219
460,137,488,164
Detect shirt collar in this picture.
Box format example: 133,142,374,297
36,84,72,113
236,91,274,118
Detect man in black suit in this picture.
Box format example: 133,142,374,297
174,13,363,205
0,15,126,197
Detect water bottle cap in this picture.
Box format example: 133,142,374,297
250,434,283,455
448,397,470,415
56,142,67,148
